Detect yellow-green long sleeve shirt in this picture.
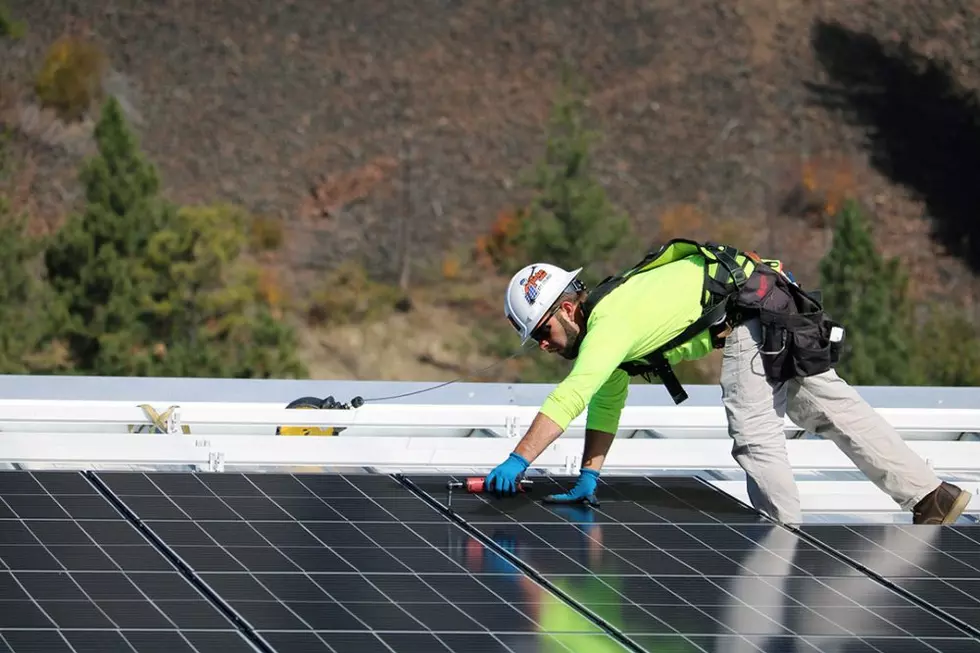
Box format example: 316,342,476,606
539,255,713,434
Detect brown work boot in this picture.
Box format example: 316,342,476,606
912,482,973,525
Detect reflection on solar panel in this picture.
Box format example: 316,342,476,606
405,474,980,653
0,469,978,652
94,470,634,652
798,524,980,638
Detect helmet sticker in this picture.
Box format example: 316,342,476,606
520,267,550,305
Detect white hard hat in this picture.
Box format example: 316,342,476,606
504,263,583,343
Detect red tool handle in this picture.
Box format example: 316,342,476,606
449,477,533,494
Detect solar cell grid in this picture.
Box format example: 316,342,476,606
6,468,975,653
411,473,980,653
798,523,980,639
95,471,638,653
0,470,260,653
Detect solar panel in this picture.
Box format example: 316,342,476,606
797,524,980,643
93,470,638,653
0,470,261,653
5,469,979,653
408,473,980,653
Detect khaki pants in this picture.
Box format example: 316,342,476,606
720,317,941,524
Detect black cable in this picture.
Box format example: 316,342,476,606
352,348,526,405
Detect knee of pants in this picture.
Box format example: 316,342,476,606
727,411,787,448
730,438,791,464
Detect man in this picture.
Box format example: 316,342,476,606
486,239,972,526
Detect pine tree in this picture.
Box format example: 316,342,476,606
818,200,916,385
44,97,305,378
0,194,67,372
43,97,170,372
514,68,632,286
0,134,68,372
908,305,980,386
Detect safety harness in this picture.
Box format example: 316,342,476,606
581,238,837,404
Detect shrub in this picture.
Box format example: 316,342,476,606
249,215,284,252
306,261,403,327
35,36,107,122
257,266,284,312
475,208,526,272
908,304,980,386
441,253,461,280
0,4,26,40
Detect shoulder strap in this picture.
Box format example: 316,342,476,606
584,239,752,317
582,238,705,318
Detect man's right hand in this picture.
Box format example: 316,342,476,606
484,452,530,496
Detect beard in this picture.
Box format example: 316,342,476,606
555,312,584,360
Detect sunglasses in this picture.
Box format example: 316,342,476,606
531,304,561,343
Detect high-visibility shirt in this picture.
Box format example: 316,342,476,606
539,255,713,434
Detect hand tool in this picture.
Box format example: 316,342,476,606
446,478,533,509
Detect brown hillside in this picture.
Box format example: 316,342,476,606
3,0,980,310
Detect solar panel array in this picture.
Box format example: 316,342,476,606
0,469,976,652
412,474,980,653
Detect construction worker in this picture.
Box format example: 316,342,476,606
485,239,973,526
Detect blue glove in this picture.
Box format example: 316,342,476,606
484,452,530,496
543,468,600,506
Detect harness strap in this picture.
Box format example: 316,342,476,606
582,239,757,404
702,242,748,301
618,299,731,404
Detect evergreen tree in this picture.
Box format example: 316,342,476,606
908,305,980,387
818,200,916,385
0,133,67,373
43,97,170,372
44,97,305,378
513,68,632,286
0,194,67,373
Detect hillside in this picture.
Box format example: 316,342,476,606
2,0,980,380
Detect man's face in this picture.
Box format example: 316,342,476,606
531,301,582,360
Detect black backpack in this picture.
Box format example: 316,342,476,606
581,239,843,403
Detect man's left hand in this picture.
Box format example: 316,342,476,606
543,468,600,506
